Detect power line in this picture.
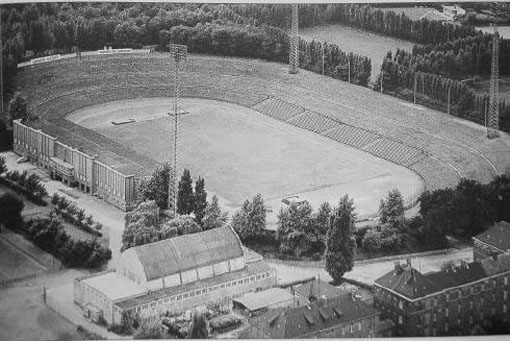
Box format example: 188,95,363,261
289,4,299,74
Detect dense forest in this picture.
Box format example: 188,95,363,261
0,2,372,102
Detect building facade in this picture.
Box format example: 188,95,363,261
374,255,510,337
13,119,138,210
74,227,277,325
473,221,510,261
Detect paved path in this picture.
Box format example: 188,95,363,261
269,247,473,286
1,151,125,268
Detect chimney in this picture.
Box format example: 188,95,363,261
394,261,402,272
406,259,412,268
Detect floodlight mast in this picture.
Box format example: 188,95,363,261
289,4,299,74
168,44,187,215
487,23,500,139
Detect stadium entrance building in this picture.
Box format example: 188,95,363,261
12,119,148,210
74,227,277,325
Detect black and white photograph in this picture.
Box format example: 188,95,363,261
0,1,509,339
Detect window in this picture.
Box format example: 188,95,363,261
202,289,207,294
195,290,201,296
177,295,182,300
183,293,189,298
220,284,225,288
470,301,473,309
257,275,261,280
505,291,508,300
358,322,362,331
232,281,236,287
226,283,231,288
398,300,403,309
458,305,461,313
433,314,437,322
445,323,449,333
398,316,403,325
350,323,353,333
504,305,507,313
238,280,243,285
505,277,508,285
480,312,484,320
445,308,449,317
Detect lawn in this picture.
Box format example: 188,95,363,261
69,98,422,226
300,24,416,82
0,236,46,282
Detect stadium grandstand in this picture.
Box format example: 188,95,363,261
12,49,510,211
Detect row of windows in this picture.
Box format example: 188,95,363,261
131,271,272,313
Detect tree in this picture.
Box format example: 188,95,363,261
379,188,405,229
160,214,202,238
7,92,28,124
177,169,194,215
313,201,332,244
188,313,208,339
201,195,228,231
0,122,13,151
193,177,207,225
277,201,315,256
0,156,6,175
140,163,170,210
0,191,24,230
133,318,165,339
231,193,266,241
325,195,357,283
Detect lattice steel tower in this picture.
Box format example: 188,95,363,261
487,24,500,138
289,4,299,74
168,44,187,215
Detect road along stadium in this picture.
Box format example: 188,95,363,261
12,50,510,225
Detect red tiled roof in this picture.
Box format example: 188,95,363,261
474,221,510,251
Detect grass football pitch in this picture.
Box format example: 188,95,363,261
68,98,423,225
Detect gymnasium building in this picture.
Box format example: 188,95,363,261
73,227,277,325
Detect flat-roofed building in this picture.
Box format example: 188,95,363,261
233,288,295,316
74,227,277,325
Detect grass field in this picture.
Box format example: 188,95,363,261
0,236,46,282
68,98,422,225
300,24,416,81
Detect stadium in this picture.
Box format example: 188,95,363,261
12,50,510,223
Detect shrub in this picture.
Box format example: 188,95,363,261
209,315,241,332
0,191,25,230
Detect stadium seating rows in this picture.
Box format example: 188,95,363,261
322,124,380,150
362,138,427,168
287,111,339,134
251,98,304,122
410,156,462,192
19,53,502,194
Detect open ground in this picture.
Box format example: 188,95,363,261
301,24,416,81
68,98,422,226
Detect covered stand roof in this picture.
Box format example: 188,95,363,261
132,227,244,281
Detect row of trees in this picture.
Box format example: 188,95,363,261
0,158,48,205
231,193,357,283
122,195,228,252
230,3,485,44
23,212,111,268
377,52,510,132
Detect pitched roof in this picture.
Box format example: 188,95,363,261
233,288,294,312
132,227,244,281
292,278,344,300
424,262,486,291
241,294,379,339
374,265,439,299
474,221,510,251
376,255,510,300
